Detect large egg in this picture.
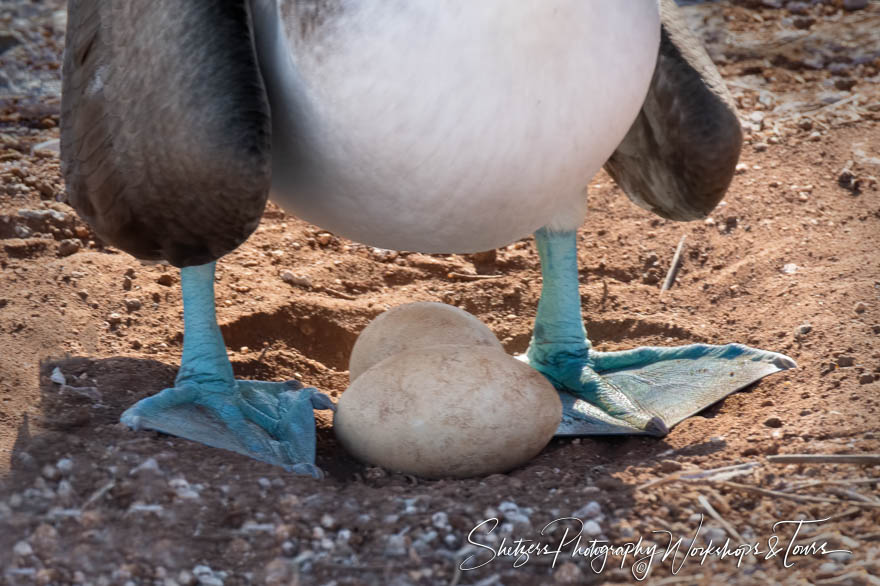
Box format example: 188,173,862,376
335,344,562,478
349,302,502,381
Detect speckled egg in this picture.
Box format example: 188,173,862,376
348,302,502,382
335,344,561,478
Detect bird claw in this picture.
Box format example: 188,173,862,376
523,342,796,436
120,379,334,476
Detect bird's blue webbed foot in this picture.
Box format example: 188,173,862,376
120,262,334,476
523,228,796,437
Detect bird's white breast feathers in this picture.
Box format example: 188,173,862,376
251,0,660,253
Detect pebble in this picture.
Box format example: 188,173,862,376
572,501,603,520
131,457,161,475
837,356,855,367
659,459,682,473
855,302,867,314
279,270,312,288
192,566,225,586
50,367,65,385
58,239,81,257
554,562,584,584
794,323,812,337
843,0,868,10
316,233,332,246
817,562,843,577
107,312,122,326
157,274,174,286
42,464,58,480
582,520,602,537
704,527,728,544
431,511,450,530
859,374,874,385
764,417,783,428
13,540,33,557
124,298,142,312
385,534,408,556
782,263,798,275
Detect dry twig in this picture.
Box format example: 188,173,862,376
661,235,687,293
447,272,503,281
698,494,745,544
767,454,880,465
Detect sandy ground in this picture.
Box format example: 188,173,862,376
1,1,879,584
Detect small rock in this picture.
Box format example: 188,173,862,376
797,118,813,131
554,562,584,584
56,458,73,474
50,367,65,385
316,233,332,246
124,298,142,312
582,520,602,537
837,356,855,367
859,374,874,385
704,527,727,544
808,131,822,142
659,459,683,473
794,323,812,337
782,263,798,275
854,302,867,314
431,511,450,530
107,312,123,326
13,540,33,557
753,142,768,152
58,239,81,257
764,417,783,428
572,501,602,520
157,274,174,286
122,276,133,291
873,325,880,335
385,534,408,556
280,270,312,288
42,465,58,480
817,562,842,577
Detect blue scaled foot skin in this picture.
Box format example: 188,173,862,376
119,262,334,477
521,228,797,436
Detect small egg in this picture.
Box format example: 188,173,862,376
335,344,561,478
349,302,502,382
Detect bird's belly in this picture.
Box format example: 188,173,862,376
252,0,660,253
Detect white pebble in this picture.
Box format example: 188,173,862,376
582,520,602,537
50,367,66,385
385,534,408,556
572,501,602,520
131,458,161,475
432,511,450,530
13,541,33,557
56,458,74,474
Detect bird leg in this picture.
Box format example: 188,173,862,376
120,261,334,476
522,227,796,436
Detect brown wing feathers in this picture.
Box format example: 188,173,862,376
61,0,272,267
604,0,743,222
